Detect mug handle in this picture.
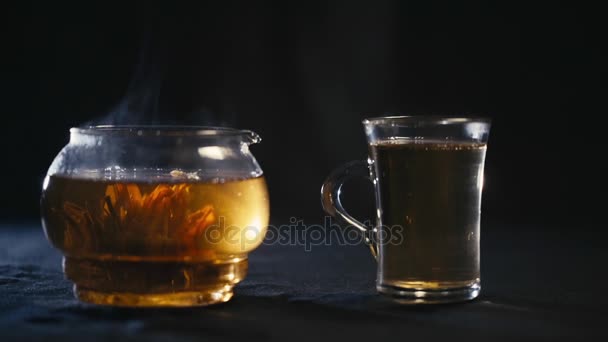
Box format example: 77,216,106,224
321,160,378,258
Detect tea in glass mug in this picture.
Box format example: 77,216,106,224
322,116,491,304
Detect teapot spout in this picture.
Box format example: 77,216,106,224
243,130,261,144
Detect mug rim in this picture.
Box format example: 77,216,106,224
362,115,491,125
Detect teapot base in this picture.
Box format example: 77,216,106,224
74,285,234,307
64,256,247,307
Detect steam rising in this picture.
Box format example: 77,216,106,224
85,14,235,128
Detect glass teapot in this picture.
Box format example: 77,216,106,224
40,126,269,307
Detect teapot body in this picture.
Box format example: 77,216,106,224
41,126,269,307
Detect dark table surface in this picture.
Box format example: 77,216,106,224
0,222,606,341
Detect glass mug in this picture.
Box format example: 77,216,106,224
321,116,491,304
41,126,269,307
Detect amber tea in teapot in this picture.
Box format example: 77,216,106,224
41,126,269,307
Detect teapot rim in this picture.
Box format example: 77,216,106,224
70,125,260,142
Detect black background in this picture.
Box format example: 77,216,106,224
2,1,605,228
